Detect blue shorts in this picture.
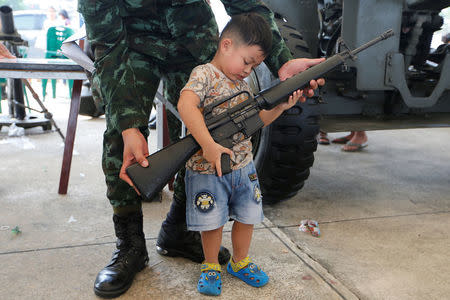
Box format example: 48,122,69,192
185,161,264,232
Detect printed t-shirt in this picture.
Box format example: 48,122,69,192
181,63,253,174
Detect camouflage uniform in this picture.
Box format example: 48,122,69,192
77,0,293,208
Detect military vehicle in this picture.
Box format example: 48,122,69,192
250,0,450,203
75,0,449,204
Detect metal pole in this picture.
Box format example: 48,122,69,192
1,6,26,120
22,79,65,141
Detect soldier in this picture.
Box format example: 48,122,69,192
78,0,324,298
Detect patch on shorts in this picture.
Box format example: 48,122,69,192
195,192,215,213
254,185,262,203
248,172,258,181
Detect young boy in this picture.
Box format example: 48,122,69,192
178,13,303,296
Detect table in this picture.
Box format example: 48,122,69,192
0,57,87,195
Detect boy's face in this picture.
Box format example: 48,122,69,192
221,39,266,81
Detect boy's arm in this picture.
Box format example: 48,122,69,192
178,90,233,176
259,89,303,127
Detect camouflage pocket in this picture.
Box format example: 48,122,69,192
78,0,116,16
171,0,204,6
165,1,218,63
166,1,215,37
78,0,125,48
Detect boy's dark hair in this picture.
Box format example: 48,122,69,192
220,13,272,56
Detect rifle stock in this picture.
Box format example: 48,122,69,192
126,135,199,200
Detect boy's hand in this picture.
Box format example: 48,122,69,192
278,89,304,111
120,128,149,194
202,141,234,177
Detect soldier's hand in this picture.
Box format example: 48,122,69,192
120,128,149,195
278,58,326,97
278,89,304,111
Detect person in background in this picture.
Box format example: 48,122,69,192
59,10,71,27
442,32,450,44
34,6,63,51
43,7,62,31
332,131,368,152
318,130,330,145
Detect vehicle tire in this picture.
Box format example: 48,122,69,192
274,13,311,59
251,14,320,204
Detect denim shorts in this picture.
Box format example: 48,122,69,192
185,161,264,232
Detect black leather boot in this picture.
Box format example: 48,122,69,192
156,197,231,265
94,211,149,298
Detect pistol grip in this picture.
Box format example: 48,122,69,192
220,153,232,175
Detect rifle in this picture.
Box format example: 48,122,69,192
126,29,394,201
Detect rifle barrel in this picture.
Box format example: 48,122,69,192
349,29,394,56
255,29,394,110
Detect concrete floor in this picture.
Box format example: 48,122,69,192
264,129,450,300
0,90,449,299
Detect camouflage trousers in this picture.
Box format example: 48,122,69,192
94,39,215,208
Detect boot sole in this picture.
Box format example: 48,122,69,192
94,281,133,299
93,257,149,298
156,244,204,263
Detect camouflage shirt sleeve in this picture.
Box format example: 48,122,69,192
220,0,294,76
